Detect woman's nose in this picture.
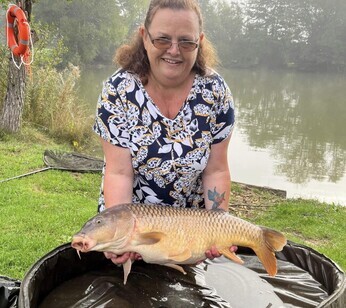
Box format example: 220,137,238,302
167,42,180,54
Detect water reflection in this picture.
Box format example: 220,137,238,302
78,66,116,113
223,69,346,185
79,67,346,204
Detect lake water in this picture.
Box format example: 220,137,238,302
79,67,346,205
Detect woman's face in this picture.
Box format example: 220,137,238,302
142,8,204,88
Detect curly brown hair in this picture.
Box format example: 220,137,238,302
114,0,218,84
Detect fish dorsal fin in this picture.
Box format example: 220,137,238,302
122,258,133,285
218,247,244,264
168,248,192,262
133,231,165,245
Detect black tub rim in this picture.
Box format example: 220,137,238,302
18,241,345,308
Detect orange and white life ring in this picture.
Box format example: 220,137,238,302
6,4,30,57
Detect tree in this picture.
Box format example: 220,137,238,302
33,0,149,66
240,0,346,71
297,0,346,71
0,0,32,133
200,0,244,67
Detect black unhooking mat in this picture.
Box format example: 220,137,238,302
0,276,20,308
1,241,345,308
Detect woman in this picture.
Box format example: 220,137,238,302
94,0,235,265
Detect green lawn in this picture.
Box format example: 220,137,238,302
0,127,344,280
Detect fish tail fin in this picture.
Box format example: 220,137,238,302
254,227,287,276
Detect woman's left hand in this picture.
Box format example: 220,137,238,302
205,245,238,260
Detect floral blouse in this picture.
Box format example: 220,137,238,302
93,69,235,211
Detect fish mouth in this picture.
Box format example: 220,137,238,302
71,234,97,253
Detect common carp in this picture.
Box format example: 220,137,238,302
71,203,287,284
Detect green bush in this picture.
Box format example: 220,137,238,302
24,63,94,147
2,19,94,148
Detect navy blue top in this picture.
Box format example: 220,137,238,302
94,69,235,211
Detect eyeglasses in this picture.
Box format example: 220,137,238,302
146,30,199,52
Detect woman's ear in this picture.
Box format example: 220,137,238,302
139,26,147,50
199,32,205,43
139,26,146,38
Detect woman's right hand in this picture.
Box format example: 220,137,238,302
104,252,142,265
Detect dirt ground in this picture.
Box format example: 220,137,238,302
229,182,286,219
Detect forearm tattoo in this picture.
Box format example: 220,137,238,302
208,187,225,209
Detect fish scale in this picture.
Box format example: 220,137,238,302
72,203,287,284
132,204,261,252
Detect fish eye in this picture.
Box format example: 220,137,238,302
95,218,102,224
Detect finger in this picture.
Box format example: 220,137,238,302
104,252,117,259
205,250,214,260
129,252,138,261
230,245,238,253
112,252,131,264
134,253,142,260
110,257,121,266
210,246,221,258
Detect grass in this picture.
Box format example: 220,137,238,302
0,127,345,280
0,127,101,279
229,183,346,270
247,199,346,270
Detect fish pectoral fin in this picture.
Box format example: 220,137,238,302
219,247,244,264
168,248,192,262
122,258,132,285
163,263,187,275
134,231,165,245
